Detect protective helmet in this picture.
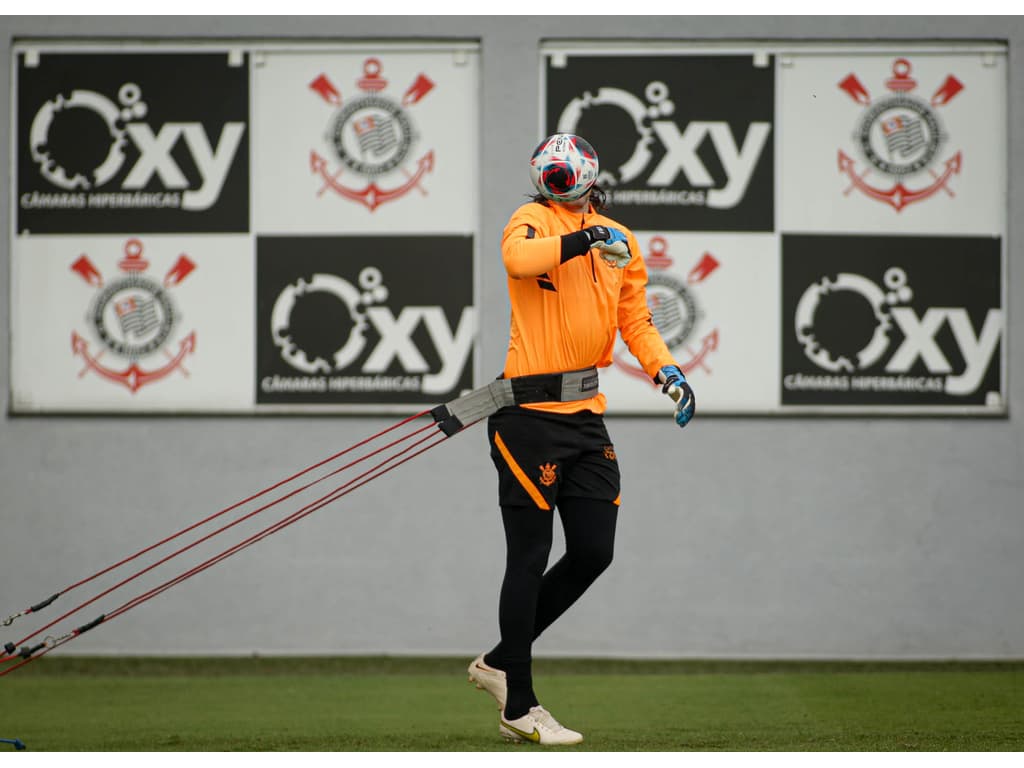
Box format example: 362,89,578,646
528,133,599,202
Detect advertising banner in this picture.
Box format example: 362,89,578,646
252,46,480,234
780,234,1003,410
543,42,1006,416
544,51,774,232
11,235,254,412
778,51,1007,235
256,235,475,409
8,41,1004,417
601,232,780,414
11,42,480,415
16,50,249,234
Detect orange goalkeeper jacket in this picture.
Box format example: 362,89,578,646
500,199,678,414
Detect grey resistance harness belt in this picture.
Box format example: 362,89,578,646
431,367,600,436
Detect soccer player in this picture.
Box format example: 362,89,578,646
467,134,695,745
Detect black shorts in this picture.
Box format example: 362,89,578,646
487,406,621,511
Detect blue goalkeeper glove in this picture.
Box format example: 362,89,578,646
582,225,632,268
656,365,695,428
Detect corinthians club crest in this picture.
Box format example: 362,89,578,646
70,238,196,393
613,236,720,381
309,57,436,211
838,57,964,212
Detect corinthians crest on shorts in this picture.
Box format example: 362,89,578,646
837,57,964,212
70,238,197,393
308,57,436,211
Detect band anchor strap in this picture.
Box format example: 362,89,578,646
431,368,599,437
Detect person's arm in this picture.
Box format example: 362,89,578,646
616,232,695,427
616,232,676,376
501,207,618,279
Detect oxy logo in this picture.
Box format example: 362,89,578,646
557,81,770,209
70,238,197,393
270,267,474,395
795,267,1001,395
28,81,245,210
613,237,720,381
837,58,963,211
309,57,435,211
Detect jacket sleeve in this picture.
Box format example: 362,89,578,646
616,231,679,378
501,206,562,279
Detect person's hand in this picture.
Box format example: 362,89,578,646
582,225,632,268
657,365,695,428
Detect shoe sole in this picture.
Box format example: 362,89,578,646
499,725,531,744
498,724,583,746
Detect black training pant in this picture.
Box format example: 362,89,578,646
483,407,620,718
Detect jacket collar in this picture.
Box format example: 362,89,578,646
548,200,594,228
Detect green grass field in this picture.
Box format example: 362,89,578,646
0,657,1021,751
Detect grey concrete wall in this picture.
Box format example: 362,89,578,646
1,15,1022,658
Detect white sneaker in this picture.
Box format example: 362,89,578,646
499,705,583,745
467,652,507,710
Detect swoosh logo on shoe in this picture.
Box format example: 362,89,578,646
502,721,541,743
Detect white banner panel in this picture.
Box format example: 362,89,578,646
778,50,1007,234
253,45,479,234
602,233,780,415
11,235,254,412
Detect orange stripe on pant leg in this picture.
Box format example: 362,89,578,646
493,430,551,511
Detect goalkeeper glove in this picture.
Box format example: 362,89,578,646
656,365,695,429
582,225,632,268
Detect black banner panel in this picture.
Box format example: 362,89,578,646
17,51,249,234
781,234,1002,409
256,235,475,407
545,54,774,232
